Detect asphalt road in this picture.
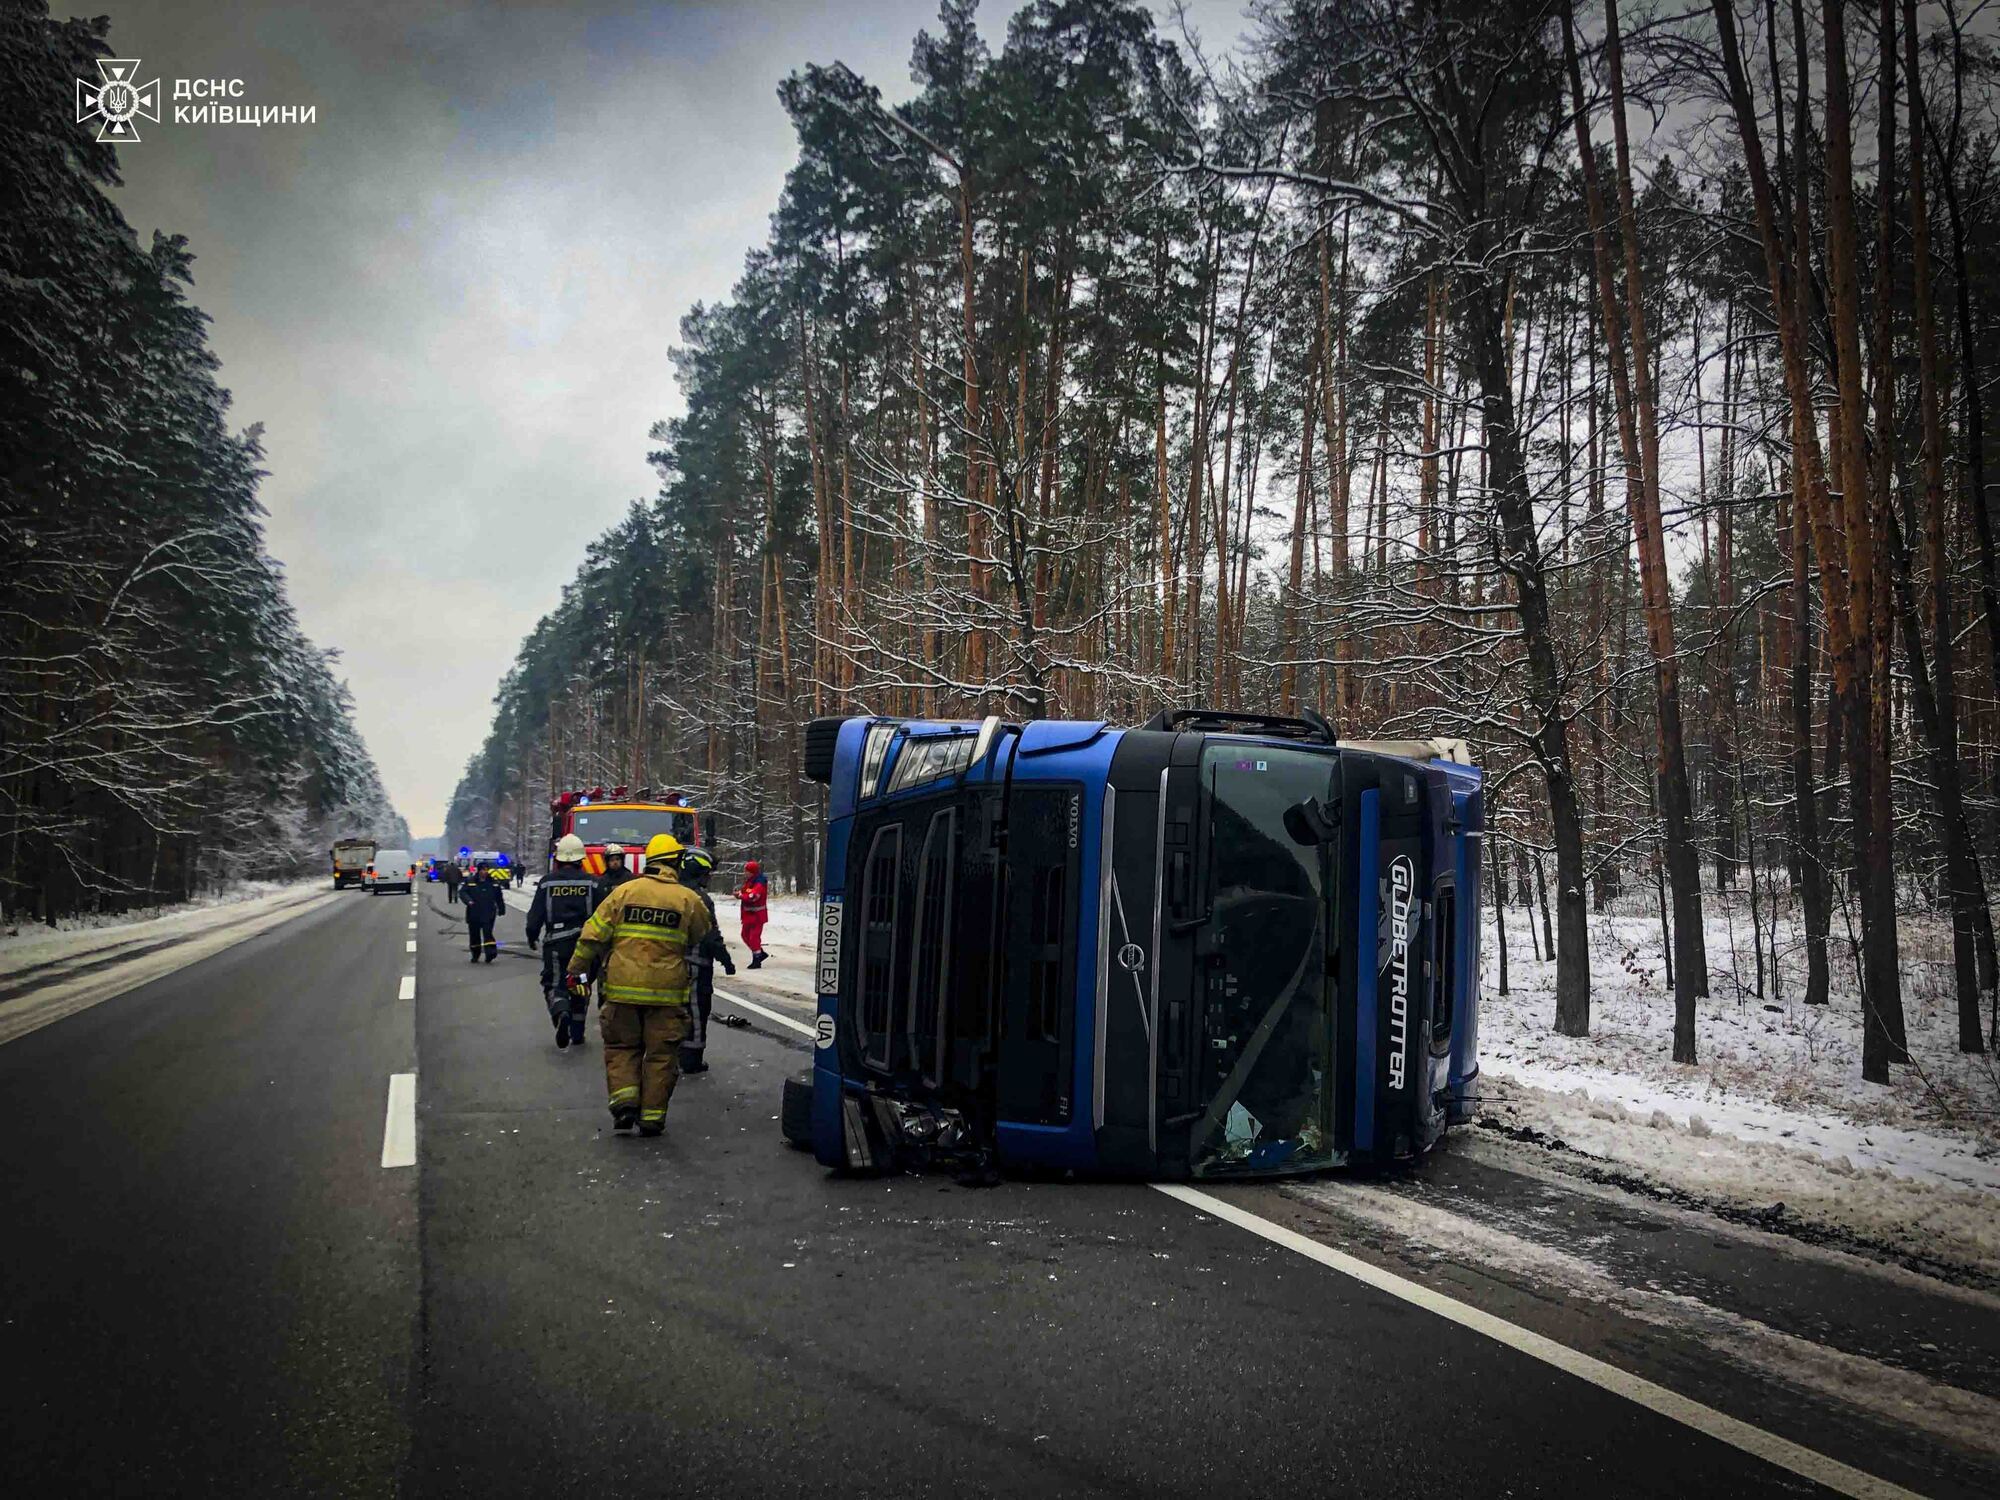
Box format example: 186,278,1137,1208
2,879,1995,1498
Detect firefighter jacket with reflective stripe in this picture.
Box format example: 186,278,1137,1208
526,868,602,946
567,869,712,1007
460,874,506,921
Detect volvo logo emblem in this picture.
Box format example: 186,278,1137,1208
1117,942,1146,972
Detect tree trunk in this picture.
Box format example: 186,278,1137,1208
1826,0,1904,1077
1786,467,1833,1005
1910,0,1993,1049
1470,270,1591,1036
1567,0,1705,1053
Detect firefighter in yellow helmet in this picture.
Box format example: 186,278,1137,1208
564,832,713,1136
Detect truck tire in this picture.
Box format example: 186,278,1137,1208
780,1070,813,1149
803,717,842,785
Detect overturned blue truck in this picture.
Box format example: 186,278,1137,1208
780,708,1485,1179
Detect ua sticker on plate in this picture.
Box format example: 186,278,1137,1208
814,1014,836,1049
815,896,843,994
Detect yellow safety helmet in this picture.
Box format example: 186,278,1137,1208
643,833,684,869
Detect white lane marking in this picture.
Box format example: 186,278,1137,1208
380,1072,416,1169
711,987,816,1039
398,975,416,1001
407,920,416,930
1153,1185,1922,1500
405,939,416,953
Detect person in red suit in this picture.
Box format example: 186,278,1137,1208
735,860,770,969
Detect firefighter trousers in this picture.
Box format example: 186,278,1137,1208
680,965,713,1067
540,938,584,1039
467,913,496,961
601,1002,688,1127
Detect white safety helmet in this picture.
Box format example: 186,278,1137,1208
555,833,587,863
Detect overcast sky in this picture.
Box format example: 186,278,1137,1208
59,0,1247,837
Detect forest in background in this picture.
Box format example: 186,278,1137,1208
444,0,1999,1075
1,2,408,924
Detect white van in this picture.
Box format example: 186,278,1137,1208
365,849,416,894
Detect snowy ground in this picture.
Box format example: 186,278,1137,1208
0,878,342,1046
733,892,819,987
1475,885,2000,1281
0,877,329,972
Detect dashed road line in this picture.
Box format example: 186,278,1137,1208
405,939,416,954
1152,1184,1922,1500
380,1072,416,1169
398,975,416,1001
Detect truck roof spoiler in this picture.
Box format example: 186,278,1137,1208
1141,707,1338,744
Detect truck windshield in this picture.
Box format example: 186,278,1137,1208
571,808,694,845
1192,744,1335,1176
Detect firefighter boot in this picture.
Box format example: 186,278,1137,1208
547,991,569,1049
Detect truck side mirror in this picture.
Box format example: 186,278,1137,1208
1283,796,1338,847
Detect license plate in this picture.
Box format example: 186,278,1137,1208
816,896,843,994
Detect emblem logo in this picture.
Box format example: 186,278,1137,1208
77,58,162,142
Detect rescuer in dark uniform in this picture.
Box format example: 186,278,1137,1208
526,833,601,1049
442,858,462,905
461,860,505,963
676,847,735,1074
598,843,634,891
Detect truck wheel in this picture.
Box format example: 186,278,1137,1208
803,717,842,785
780,1071,813,1149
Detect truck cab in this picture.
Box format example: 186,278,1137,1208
797,710,1483,1179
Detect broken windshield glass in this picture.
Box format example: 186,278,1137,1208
1191,744,1335,1175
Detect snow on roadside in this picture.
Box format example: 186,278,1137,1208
1,878,332,974
1475,888,2000,1280
756,893,820,949
1473,1085,2000,1283
1478,891,2000,1191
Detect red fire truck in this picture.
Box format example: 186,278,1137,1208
547,786,704,875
